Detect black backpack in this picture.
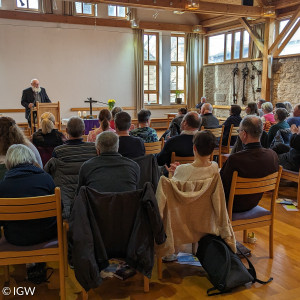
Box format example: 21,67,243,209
196,234,273,296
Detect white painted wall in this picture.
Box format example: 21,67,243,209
0,18,135,122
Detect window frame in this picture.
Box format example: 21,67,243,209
74,2,96,17
206,29,252,64
107,5,128,19
15,0,39,12
144,32,159,104
170,34,186,104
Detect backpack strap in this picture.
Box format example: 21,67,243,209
236,245,273,285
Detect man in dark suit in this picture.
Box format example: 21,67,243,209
21,79,51,125
220,115,279,212
156,112,200,167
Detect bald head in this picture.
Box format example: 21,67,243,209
181,111,201,131
240,115,263,141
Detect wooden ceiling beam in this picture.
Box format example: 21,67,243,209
269,5,300,54
97,0,263,17
275,0,300,10
239,17,264,53
201,16,238,27
0,10,193,32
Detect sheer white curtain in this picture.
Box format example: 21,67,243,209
133,29,144,116
186,33,203,109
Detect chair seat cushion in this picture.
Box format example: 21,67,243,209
232,206,271,221
0,237,58,252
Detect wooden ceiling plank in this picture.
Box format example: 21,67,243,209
239,17,264,53
0,10,193,32
275,0,300,10
269,5,300,54
273,18,300,56
98,0,263,17
201,16,238,27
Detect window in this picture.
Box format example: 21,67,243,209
108,5,126,18
170,35,186,103
75,2,96,16
207,30,251,63
16,0,38,10
279,19,300,56
144,33,159,104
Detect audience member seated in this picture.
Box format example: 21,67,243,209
156,130,236,257
77,131,140,194
157,112,200,167
199,103,219,129
129,109,158,143
32,112,66,165
220,115,279,212
222,104,242,146
0,144,57,246
45,117,96,219
257,99,266,117
261,102,275,124
0,117,42,179
246,102,259,116
195,96,206,111
87,109,115,142
161,108,187,141
115,111,145,159
287,104,300,127
284,101,293,116
275,102,286,109
277,124,300,172
267,108,290,147
110,106,123,130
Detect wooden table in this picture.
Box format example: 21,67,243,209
165,113,178,127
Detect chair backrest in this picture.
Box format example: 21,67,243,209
36,102,61,130
201,126,224,139
222,125,239,154
0,187,61,221
171,152,194,164
145,138,164,155
227,167,282,220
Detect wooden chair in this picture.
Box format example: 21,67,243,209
227,167,282,258
280,168,300,206
31,101,61,133
171,152,194,164
221,124,239,155
0,187,65,300
17,122,31,139
144,138,164,155
201,126,224,167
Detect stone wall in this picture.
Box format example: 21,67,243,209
203,57,300,118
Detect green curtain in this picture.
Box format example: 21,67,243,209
186,33,203,109
133,29,144,116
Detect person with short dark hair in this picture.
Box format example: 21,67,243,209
110,106,123,130
257,99,266,117
275,102,286,109
287,104,300,126
222,105,242,146
157,112,201,167
115,112,145,159
87,109,115,142
129,109,158,143
246,102,259,116
220,115,279,212
267,108,290,147
77,131,140,194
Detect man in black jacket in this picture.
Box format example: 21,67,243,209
21,78,51,125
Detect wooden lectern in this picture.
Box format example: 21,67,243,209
30,101,61,133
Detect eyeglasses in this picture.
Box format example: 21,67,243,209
237,129,246,133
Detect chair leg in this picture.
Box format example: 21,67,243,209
157,257,163,280
4,266,9,282
59,257,66,300
270,225,274,259
63,225,69,277
192,243,197,255
243,230,248,243
143,276,149,293
79,290,88,300
296,182,300,207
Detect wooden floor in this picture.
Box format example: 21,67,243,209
1,184,299,300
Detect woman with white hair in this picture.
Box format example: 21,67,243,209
261,102,275,124
0,144,57,246
32,112,66,164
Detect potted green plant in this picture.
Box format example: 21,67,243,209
175,90,182,104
